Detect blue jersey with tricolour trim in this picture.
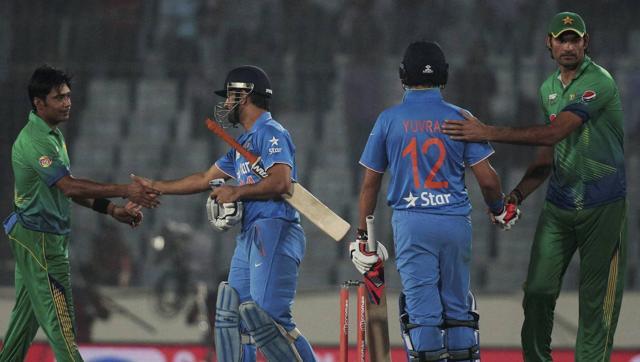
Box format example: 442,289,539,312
360,89,494,216
215,112,300,231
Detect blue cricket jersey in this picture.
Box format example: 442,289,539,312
360,89,494,216
215,112,300,231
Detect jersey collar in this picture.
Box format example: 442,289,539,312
248,111,273,133
28,111,60,136
403,88,443,102
555,55,593,87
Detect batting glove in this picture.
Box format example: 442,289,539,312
491,203,521,230
349,230,389,274
206,178,243,232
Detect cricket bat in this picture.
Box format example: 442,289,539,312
365,215,391,361
205,118,350,241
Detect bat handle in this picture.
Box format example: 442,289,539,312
366,215,377,253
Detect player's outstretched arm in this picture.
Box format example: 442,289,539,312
442,110,583,146
56,175,161,208
507,146,554,204
132,164,229,196
470,158,503,212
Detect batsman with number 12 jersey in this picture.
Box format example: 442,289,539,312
355,41,517,361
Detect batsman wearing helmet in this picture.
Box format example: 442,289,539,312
132,65,316,361
443,12,627,362
350,41,519,361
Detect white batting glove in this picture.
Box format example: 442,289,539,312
206,197,243,232
491,203,521,230
349,231,389,274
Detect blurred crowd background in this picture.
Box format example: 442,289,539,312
1,0,639,343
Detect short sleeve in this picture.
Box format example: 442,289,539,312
359,114,388,173
539,88,550,124
28,140,70,187
464,141,495,167
563,75,617,123
256,126,294,170
215,148,237,178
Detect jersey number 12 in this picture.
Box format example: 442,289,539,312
402,137,448,189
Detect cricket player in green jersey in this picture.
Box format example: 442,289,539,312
442,11,626,362
0,65,161,362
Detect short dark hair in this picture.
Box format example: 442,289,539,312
28,65,72,111
249,92,271,111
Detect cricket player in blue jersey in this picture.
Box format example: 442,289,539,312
134,66,316,361
349,41,520,361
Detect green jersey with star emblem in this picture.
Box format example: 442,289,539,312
10,111,71,234
539,56,625,209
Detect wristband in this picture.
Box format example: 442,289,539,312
92,198,112,214
511,188,524,204
487,196,505,215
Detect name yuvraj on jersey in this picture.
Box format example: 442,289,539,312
403,119,443,133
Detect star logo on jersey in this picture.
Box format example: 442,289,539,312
581,90,596,102
269,136,279,146
39,156,52,168
562,16,574,25
403,192,418,208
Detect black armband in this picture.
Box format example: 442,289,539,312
561,102,589,123
92,198,112,214
511,188,524,205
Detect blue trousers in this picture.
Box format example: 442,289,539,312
393,210,476,353
228,218,315,361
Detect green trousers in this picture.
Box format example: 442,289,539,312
521,199,627,362
0,222,83,362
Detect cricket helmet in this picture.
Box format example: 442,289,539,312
399,41,449,87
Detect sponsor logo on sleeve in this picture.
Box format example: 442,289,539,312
268,136,282,155
581,90,596,102
39,156,52,168
548,93,558,104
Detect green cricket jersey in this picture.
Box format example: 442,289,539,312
539,55,626,210
4,111,71,235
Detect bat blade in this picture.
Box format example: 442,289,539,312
205,118,350,241
364,215,391,361
284,184,350,241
